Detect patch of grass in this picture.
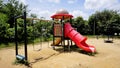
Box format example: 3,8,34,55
0,37,52,50
85,35,120,39
13,59,30,66
30,36,52,44
0,43,15,50
0,42,26,50
84,35,94,38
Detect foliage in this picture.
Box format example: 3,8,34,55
0,0,3,8
30,13,37,18
1,0,27,27
72,16,91,34
88,9,120,35
34,20,52,41
0,13,9,43
0,0,120,47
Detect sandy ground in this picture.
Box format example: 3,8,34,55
0,38,120,68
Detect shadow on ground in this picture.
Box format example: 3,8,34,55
54,45,97,56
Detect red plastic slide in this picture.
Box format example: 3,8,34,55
64,23,96,53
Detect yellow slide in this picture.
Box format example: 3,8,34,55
51,38,62,46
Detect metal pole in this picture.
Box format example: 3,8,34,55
32,19,35,50
62,16,65,51
47,27,49,48
41,27,42,50
24,11,28,61
52,18,55,49
70,18,73,46
70,18,72,24
14,17,18,56
94,21,95,35
69,18,72,51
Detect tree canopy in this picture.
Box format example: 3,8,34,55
88,10,120,35
0,0,120,44
1,0,27,27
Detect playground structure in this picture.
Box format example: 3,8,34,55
14,11,28,62
51,9,96,53
14,12,50,63
103,24,114,43
31,18,43,51
104,35,113,43
14,9,96,64
51,9,73,51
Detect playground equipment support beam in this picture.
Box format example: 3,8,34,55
62,16,65,51
52,18,55,49
15,17,18,56
24,11,28,61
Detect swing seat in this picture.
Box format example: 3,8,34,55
104,40,113,43
16,55,25,60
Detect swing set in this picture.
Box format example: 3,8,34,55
14,12,50,62
14,11,28,61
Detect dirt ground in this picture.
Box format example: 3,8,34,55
0,38,120,68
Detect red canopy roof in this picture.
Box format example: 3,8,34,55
51,14,73,19
51,9,73,19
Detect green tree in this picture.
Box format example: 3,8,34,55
109,13,120,35
34,20,52,41
0,13,9,43
88,9,120,35
72,16,89,34
0,0,3,8
30,13,37,18
1,0,27,27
